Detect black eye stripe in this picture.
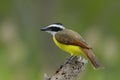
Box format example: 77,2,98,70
49,26,63,31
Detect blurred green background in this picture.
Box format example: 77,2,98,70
0,0,120,80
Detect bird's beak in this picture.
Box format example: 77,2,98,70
40,27,49,31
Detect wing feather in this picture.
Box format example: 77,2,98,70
55,29,91,49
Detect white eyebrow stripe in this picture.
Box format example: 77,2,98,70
48,24,65,29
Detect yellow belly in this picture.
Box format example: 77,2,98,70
53,37,83,56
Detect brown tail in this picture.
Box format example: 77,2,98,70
82,49,102,69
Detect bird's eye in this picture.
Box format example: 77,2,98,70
50,26,63,32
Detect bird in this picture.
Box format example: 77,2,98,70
40,23,102,69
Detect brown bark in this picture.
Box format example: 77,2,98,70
44,56,88,80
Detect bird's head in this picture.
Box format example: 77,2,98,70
40,23,65,35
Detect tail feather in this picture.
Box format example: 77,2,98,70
82,49,102,69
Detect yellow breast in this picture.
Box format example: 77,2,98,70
53,37,83,56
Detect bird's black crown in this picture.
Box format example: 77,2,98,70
53,23,63,25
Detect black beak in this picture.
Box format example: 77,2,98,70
40,27,49,31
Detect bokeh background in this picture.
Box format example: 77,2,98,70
0,0,120,80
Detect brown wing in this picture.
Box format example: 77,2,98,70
55,29,92,49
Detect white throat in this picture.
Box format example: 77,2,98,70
46,31,57,36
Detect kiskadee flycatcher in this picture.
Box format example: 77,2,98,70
40,23,102,69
